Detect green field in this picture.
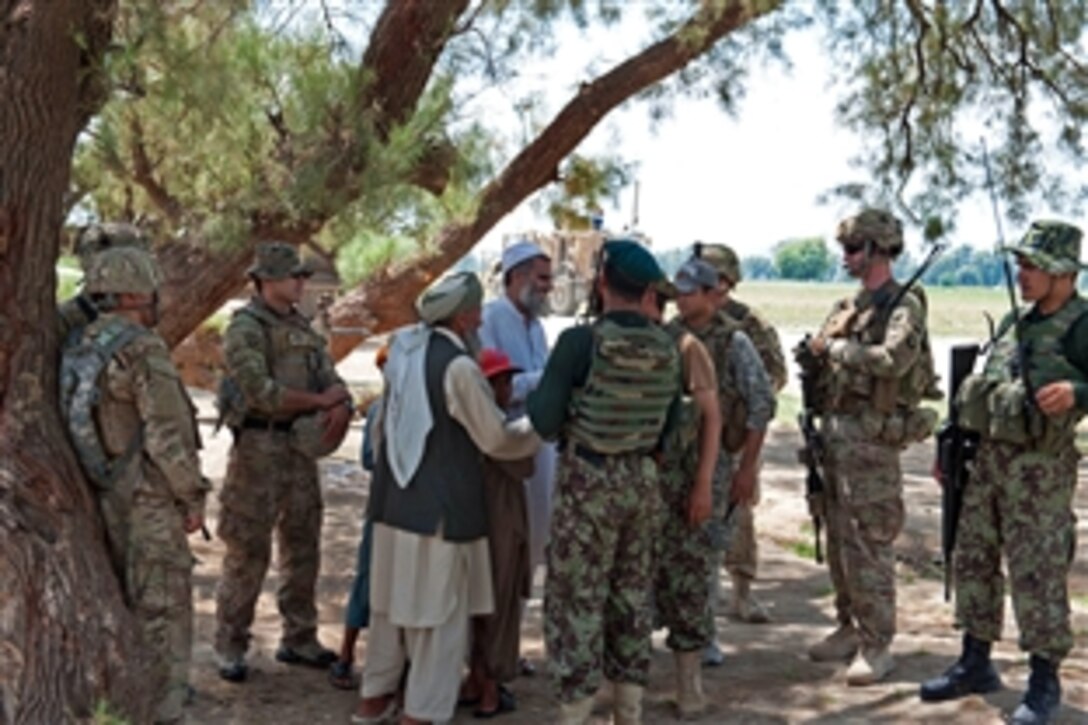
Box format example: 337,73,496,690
738,280,1012,339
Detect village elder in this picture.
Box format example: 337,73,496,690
353,272,540,725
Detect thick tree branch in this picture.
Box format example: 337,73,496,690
325,0,784,360
127,114,184,223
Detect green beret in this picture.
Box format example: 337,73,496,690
602,239,665,287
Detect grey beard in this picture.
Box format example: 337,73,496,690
518,285,550,318
462,329,482,357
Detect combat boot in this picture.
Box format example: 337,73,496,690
276,639,337,668
729,574,771,624
1010,654,1061,724
919,633,1003,702
216,652,248,683
613,682,644,725
558,696,594,725
808,623,859,662
846,644,894,686
674,651,706,719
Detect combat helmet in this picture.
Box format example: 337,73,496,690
84,246,161,295
695,242,742,285
74,223,149,269
836,208,904,256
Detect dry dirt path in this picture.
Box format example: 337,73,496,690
184,408,1088,724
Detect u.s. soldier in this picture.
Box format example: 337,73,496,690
58,222,149,340
213,242,352,681
796,208,939,685
920,221,1088,724
528,240,681,725
63,246,208,724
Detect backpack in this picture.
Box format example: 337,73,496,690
59,317,146,490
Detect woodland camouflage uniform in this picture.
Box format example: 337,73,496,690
69,247,208,724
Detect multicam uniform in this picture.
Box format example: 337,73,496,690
955,299,1088,662
214,297,345,660
807,281,938,652
80,312,208,724
528,311,680,706
655,326,718,652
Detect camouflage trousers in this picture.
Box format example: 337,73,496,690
654,464,715,652
100,489,194,724
545,449,661,703
822,414,904,648
215,429,323,657
955,439,1079,662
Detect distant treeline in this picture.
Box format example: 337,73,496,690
657,238,1088,290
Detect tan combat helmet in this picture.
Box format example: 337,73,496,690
695,242,742,285
74,223,149,269
84,246,161,296
836,208,904,257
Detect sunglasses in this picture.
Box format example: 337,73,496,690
842,242,867,255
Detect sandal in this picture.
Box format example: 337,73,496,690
473,685,516,719
329,660,360,691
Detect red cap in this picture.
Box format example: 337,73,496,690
478,348,522,379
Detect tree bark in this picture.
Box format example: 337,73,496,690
0,2,154,722
325,0,782,360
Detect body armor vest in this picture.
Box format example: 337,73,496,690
565,318,679,455
958,296,1088,451
691,312,747,453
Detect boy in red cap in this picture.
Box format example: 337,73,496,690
460,348,535,718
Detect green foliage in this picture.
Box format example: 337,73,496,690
539,154,631,231
773,237,832,281
741,255,776,280
56,256,82,301
92,701,129,725
335,231,418,287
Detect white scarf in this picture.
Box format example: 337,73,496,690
382,323,434,488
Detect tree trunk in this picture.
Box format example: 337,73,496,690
0,2,154,722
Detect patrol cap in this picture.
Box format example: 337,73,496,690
602,239,666,288
836,208,904,254
416,271,484,324
1006,220,1085,274
673,258,720,294
501,240,549,273
478,348,522,379
247,242,314,281
694,242,741,285
84,246,161,295
75,223,149,268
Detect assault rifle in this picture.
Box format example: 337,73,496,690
935,344,980,601
795,335,825,564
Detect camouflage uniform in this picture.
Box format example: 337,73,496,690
799,210,938,681
214,244,346,667
527,240,680,722
65,247,207,724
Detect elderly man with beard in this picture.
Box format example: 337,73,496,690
480,241,557,592
353,272,541,725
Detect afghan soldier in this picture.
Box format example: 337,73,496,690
697,242,787,624
920,221,1088,724
213,242,353,681
647,277,720,718
796,208,939,685
528,240,681,725
670,257,775,667
61,247,208,724
58,222,149,340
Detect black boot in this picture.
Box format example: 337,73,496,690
1010,654,1061,724
919,633,1003,702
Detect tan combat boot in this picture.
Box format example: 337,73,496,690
558,696,595,725
729,574,772,624
846,644,895,686
674,651,707,719
613,682,644,725
808,623,860,662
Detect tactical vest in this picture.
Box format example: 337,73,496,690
59,316,146,490
565,318,680,455
691,312,747,453
216,302,326,428
724,298,788,392
958,296,1088,452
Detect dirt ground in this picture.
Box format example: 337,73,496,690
185,416,1088,724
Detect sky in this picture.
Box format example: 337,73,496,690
475,17,1010,262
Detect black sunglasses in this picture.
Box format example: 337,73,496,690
842,242,867,255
